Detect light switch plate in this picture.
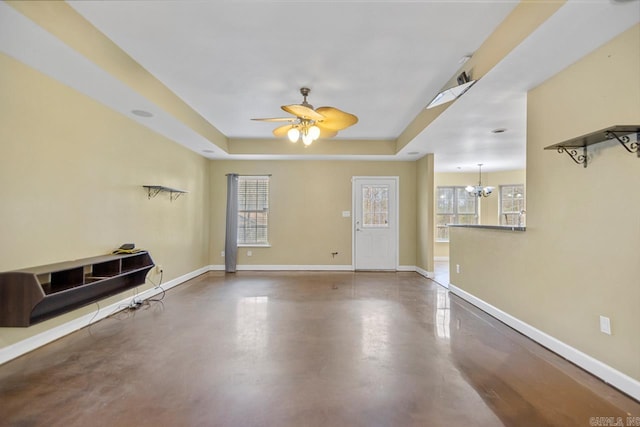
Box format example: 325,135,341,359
342,211,351,217
599,315,611,335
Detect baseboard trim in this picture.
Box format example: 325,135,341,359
414,266,434,279
210,264,436,278
0,265,210,366
449,284,640,401
209,264,355,271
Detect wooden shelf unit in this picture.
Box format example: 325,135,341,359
0,252,154,327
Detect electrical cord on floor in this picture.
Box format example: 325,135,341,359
147,270,166,302
92,271,166,322
87,301,101,326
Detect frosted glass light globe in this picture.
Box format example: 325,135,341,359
309,125,320,140
287,127,300,143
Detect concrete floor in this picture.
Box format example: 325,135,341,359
0,271,638,426
432,260,450,288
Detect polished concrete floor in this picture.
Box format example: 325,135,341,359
432,260,450,288
0,272,638,426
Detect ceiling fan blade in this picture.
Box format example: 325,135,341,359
315,106,358,131
315,123,338,138
251,117,296,122
281,104,325,121
273,124,294,138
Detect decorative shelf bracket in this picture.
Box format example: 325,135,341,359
145,187,163,199
556,146,588,168
606,131,639,157
168,191,184,202
143,185,187,202
544,125,639,168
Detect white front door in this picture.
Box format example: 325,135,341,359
353,177,398,270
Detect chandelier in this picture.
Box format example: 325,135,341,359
287,119,321,146
466,164,494,198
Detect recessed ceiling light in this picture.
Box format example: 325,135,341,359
492,128,507,134
407,151,420,155
202,149,215,154
132,109,153,118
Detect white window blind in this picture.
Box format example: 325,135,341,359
237,176,269,245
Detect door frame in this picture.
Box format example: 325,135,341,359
351,176,400,271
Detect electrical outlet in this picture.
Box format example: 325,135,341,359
599,315,611,335
456,264,461,274
221,251,225,257
247,250,252,257
156,265,163,274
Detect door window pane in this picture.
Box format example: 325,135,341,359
362,185,389,228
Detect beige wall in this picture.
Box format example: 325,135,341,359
416,155,435,272
434,169,525,258
0,50,432,354
209,160,417,268
0,53,211,348
450,25,640,380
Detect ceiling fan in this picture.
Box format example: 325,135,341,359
252,87,358,146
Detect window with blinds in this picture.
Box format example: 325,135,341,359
238,176,269,245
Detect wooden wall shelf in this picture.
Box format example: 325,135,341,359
0,252,154,327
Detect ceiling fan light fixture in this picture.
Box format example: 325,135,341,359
252,88,358,146
287,127,300,143
302,133,314,146
309,125,320,140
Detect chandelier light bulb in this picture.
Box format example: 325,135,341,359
465,185,475,193
287,127,300,143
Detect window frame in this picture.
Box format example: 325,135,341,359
237,175,270,247
436,186,478,242
499,184,525,226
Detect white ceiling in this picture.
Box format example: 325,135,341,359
2,1,639,172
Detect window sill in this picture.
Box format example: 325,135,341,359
238,244,272,248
